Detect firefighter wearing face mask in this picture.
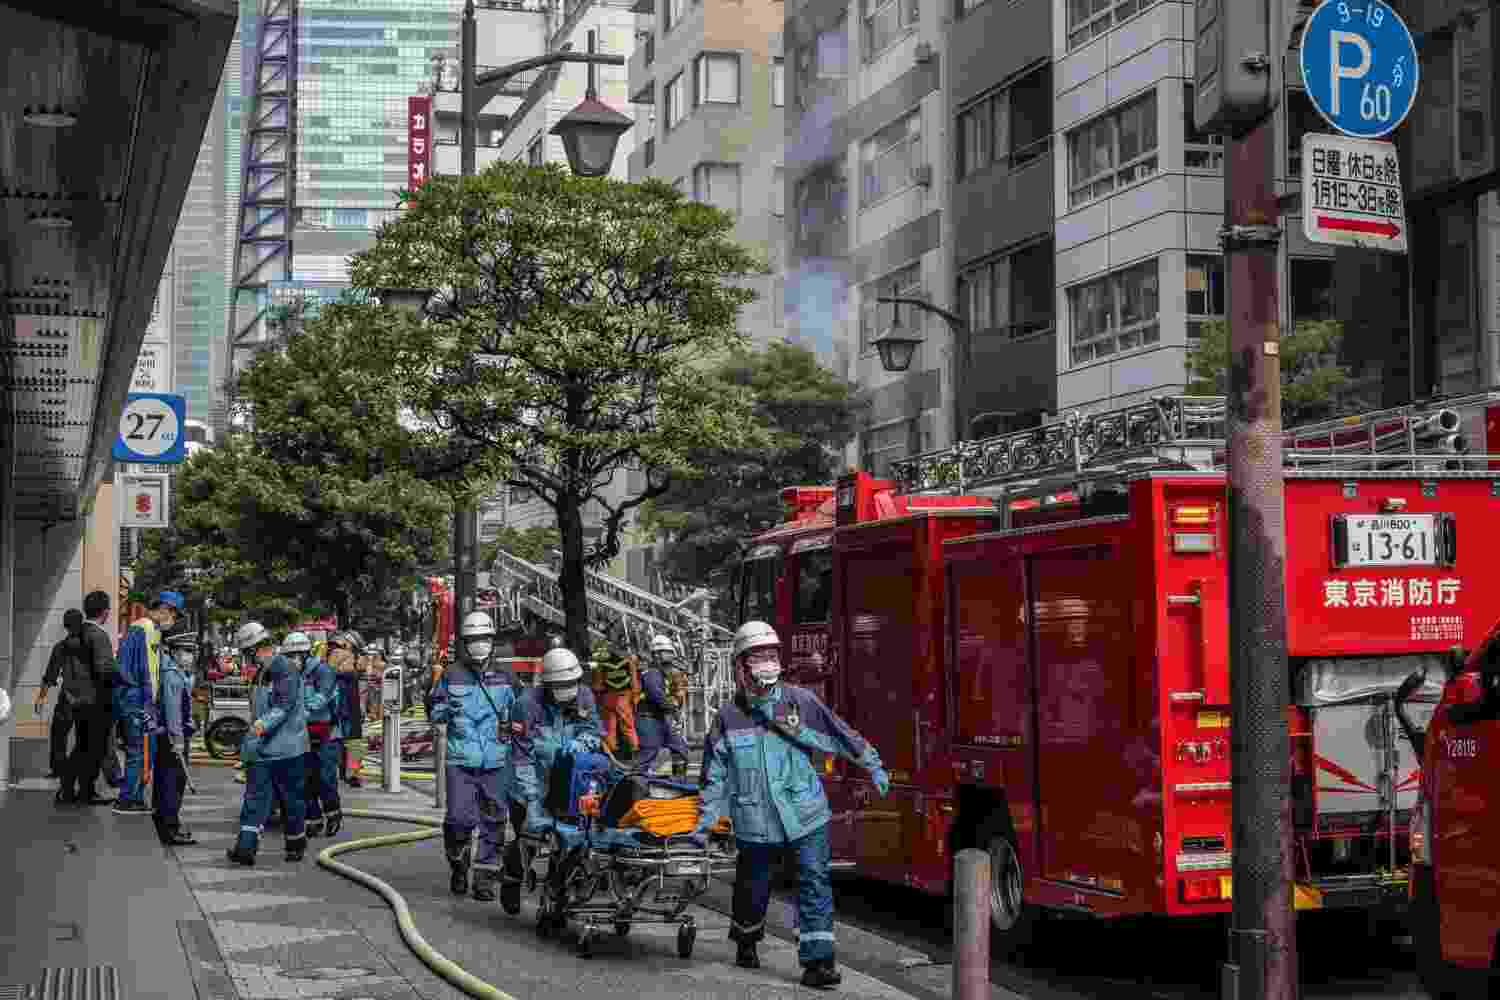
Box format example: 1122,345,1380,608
288,631,342,838
227,622,310,866
502,645,602,915
636,634,692,778
427,611,516,901
692,620,889,990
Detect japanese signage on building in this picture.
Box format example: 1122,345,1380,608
130,342,169,393
119,473,169,529
1322,576,1463,641
408,95,432,191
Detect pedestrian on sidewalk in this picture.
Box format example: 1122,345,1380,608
227,621,309,866
38,595,115,806
328,632,366,787
35,609,82,780
113,591,184,816
428,612,516,902
294,631,343,838
635,634,692,779
692,620,891,991
152,629,199,846
594,639,639,760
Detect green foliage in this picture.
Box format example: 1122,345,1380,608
480,524,562,568
351,162,772,652
642,341,860,585
1185,318,1371,425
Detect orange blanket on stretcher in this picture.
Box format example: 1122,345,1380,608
616,796,733,837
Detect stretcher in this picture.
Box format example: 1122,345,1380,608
518,772,737,959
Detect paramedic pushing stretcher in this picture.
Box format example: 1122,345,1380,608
692,620,890,991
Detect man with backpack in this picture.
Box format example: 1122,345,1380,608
36,609,83,783
35,592,117,806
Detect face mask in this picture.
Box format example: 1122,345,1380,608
466,640,493,661
550,684,579,703
749,663,781,687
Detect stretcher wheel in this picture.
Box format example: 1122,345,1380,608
676,923,696,959
614,921,631,937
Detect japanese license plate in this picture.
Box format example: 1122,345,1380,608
1340,514,1438,567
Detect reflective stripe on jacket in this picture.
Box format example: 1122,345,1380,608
600,658,635,692
428,658,516,773
697,684,885,845
510,686,602,812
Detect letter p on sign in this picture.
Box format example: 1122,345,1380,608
1330,30,1373,117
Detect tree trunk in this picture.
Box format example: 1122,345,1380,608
556,493,591,659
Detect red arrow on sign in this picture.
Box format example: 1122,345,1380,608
1316,215,1401,238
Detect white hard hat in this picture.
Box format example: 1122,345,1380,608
460,610,495,640
235,621,271,652
540,647,583,686
650,634,677,655
732,620,780,661
280,630,312,654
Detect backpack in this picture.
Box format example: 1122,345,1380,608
544,750,614,819
59,635,97,707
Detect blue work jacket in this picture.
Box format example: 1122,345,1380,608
428,657,516,773
154,652,194,741
301,656,338,725
248,654,309,762
638,666,674,719
511,686,602,815
698,684,886,845
114,619,158,717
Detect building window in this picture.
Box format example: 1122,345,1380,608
861,0,918,60
956,65,1051,179
859,262,923,354
958,241,1053,339
1285,89,1321,177
861,109,922,207
1067,0,1160,51
795,159,849,257
333,208,368,228
693,163,741,215
1183,85,1225,172
794,20,848,111
664,0,687,32
771,57,785,107
770,166,785,216
1068,258,1160,366
1066,88,1158,209
1185,254,1225,343
665,71,686,128
861,414,932,477
527,136,543,165
694,52,740,105
1290,258,1335,322
958,0,988,16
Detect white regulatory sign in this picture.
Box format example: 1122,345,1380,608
117,396,181,460
1301,132,1407,253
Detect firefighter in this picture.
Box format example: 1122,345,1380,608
328,632,367,787
152,628,199,846
227,621,310,866
692,620,890,990
113,590,183,815
293,631,343,838
594,639,639,759
504,645,602,918
427,611,516,901
636,633,691,779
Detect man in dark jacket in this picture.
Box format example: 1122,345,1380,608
34,609,84,782
37,592,117,805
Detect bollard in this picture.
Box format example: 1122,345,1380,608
434,723,447,810
952,848,991,1000
383,713,401,794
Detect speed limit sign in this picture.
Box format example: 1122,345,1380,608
112,392,187,464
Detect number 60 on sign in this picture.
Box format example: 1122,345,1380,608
112,392,187,464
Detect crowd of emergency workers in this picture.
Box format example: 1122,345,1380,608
27,586,890,991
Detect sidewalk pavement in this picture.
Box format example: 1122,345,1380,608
1,764,1027,1000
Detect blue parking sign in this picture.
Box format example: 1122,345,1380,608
1300,0,1419,139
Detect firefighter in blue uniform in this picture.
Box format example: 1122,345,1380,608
427,611,516,902
294,631,343,838
227,621,310,866
635,633,692,779
693,620,889,990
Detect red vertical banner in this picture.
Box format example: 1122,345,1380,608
407,95,432,190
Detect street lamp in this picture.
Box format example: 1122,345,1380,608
549,34,634,178
876,294,968,438
869,328,923,372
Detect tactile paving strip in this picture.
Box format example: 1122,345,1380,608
35,966,119,999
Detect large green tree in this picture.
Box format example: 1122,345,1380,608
352,162,769,655
1186,318,1377,426
642,341,860,585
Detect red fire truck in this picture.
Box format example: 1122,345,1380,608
735,392,1500,950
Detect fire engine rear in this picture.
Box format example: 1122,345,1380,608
735,392,1500,949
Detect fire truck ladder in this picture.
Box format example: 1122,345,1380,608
892,392,1500,499
491,549,735,739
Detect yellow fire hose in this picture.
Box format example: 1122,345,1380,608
318,809,519,1000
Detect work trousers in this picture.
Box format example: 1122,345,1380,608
117,712,148,806
235,755,307,854
60,703,110,799
444,765,507,866
151,733,188,837
48,696,74,776
303,737,342,824
730,825,835,965
502,799,529,885
598,690,638,755
634,714,690,775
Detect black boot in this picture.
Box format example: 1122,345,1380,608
735,942,760,969
324,809,342,838
500,878,522,915
472,873,496,902
284,833,306,863
801,959,842,990
305,818,325,839
226,846,256,867
444,829,471,895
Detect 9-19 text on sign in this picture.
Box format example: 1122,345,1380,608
1300,132,1407,253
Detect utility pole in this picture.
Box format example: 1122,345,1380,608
453,0,481,628
1195,1,1296,997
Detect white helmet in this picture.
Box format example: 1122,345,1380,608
540,647,583,685
460,611,495,640
731,620,780,662
650,634,677,656
235,621,271,652
281,630,312,654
